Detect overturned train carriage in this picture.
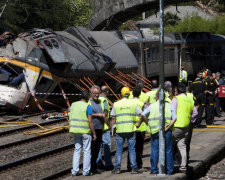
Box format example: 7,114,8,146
0,27,138,113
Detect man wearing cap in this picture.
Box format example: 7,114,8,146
179,65,188,84
111,87,142,174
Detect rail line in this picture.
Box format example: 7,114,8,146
0,117,67,137
0,135,151,180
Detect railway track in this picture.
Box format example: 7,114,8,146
0,134,150,180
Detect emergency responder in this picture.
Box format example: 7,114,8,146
111,87,142,174
179,65,187,84
139,90,177,175
146,80,159,104
204,72,218,125
171,83,197,173
219,70,225,85
96,86,114,170
189,71,205,127
69,91,96,176
89,85,110,174
127,86,146,170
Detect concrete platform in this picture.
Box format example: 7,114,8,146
64,113,225,180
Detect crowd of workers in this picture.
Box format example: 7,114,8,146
68,68,225,176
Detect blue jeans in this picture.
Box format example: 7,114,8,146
115,132,137,169
96,130,113,166
150,130,174,174
71,134,92,176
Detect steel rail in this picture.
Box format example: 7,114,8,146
41,136,151,180
0,143,74,172
0,129,67,150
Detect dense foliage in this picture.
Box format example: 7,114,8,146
0,0,92,34
165,14,225,35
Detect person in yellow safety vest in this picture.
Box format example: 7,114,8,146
111,87,142,174
89,85,110,175
129,80,149,105
69,91,96,176
179,66,188,84
127,86,147,171
171,83,198,173
96,86,114,171
146,80,159,104
137,90,177,175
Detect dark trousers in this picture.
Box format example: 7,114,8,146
214,96,221,116
91,129,102,172
127,131,145,169
185,123,194,161
195,94,205,126
205,95,215,125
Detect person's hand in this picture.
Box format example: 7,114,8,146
93,134,97,141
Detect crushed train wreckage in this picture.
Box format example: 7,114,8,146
0,27,138,113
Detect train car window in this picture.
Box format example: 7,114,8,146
44,40,53,49
147,48,151,63
28,48,42,60
35,77,54,98
152,48,156,62
156,48,159,62
164,49,168,64
169,48,175,63
130,47,141,63
51,39,59,49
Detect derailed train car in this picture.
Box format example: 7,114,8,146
0,27,138,113
117,30,225,79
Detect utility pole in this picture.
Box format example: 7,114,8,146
158,0,166,176
0,0,9,21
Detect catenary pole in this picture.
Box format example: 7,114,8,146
158,0,166,176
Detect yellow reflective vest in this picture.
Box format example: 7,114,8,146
69,101,91,134
99,96,110,131
179,70,188,83
174,94,194,128
147,101,172,134
129,91,149,103
130,98,146,132
114,98,137,133
146,89,159,104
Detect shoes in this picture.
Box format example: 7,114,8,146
111,169,121,174
90,168,104,174
72,172,81,176
131,168,141,174
127,168,131,172
179,169,187,174
149,171,157,175
83,172,93,176
104,165,114,171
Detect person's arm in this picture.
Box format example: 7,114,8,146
191,106,198,123
103,100,110,127
88,115,96,140
137,105,150,127
110,106,116,135
165,104,177,131
87,105,96,140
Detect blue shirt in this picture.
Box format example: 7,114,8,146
87,105,93,116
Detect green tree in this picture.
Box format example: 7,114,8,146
164,12,181,26
165,14,225,35
0,0,92,34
